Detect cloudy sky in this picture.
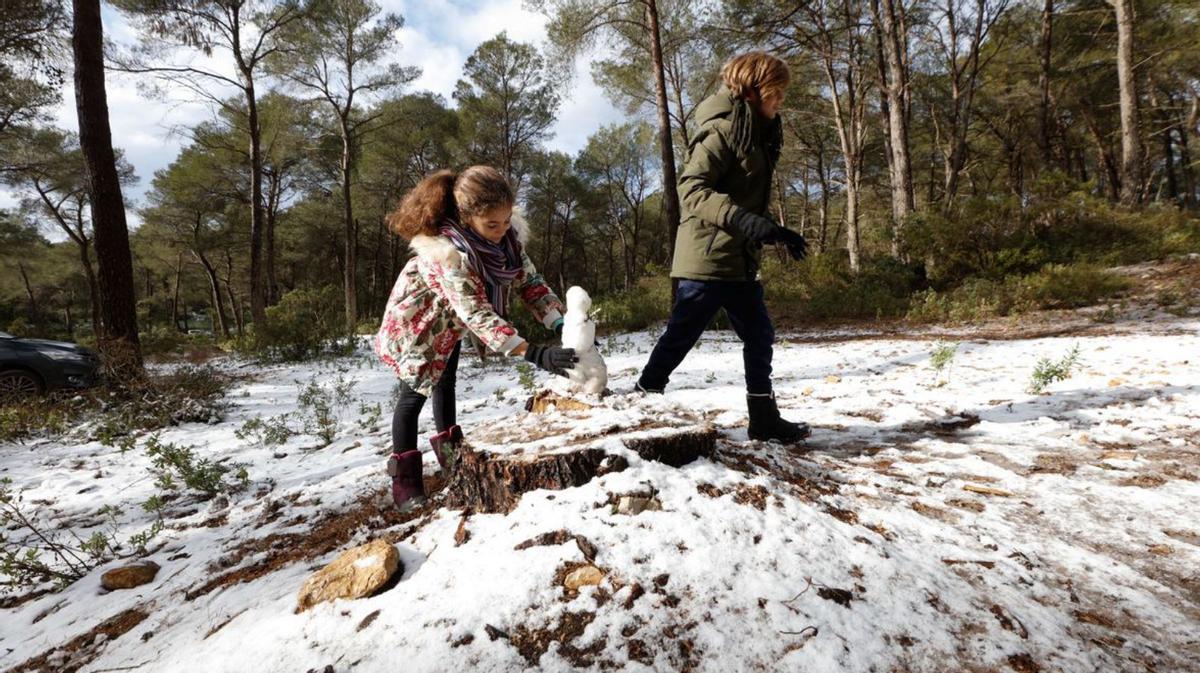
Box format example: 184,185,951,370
0,0,627,226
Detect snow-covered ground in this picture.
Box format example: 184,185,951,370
2,311,1199,672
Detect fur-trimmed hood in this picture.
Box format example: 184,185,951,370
409,208,531,268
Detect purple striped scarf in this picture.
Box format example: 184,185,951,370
440,220,522,317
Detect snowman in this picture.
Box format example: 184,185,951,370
559,286,608,395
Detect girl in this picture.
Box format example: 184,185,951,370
636,52,810,443
376,166,578,510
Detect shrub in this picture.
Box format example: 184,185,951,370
143,434,248,497
1027,345,1081,394
593,276,673,333
250,286,354,362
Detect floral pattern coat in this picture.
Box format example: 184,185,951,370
375,219,564,396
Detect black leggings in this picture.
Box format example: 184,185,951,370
392,340,461,453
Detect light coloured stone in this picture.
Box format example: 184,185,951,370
616,496,662,516
297,539,400,612
563,565,604,591
100,561,160,591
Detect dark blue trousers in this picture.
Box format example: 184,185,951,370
638,279,775,395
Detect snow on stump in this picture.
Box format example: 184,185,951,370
296,539,400,612
100,560,160,591
444,447,628,514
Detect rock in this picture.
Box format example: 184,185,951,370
824,374,842,384
563,565,605,591
616,496,662,516
296,539,400,612
1107,378,1124,388
101,561,161,591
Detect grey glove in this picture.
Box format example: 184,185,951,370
524,344,578,377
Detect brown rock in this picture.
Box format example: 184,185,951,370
563,565,605,591
297,539,400,611
101,561,160,591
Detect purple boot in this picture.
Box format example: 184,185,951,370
386,450,427,511
429,425,464,473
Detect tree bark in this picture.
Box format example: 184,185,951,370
1038,0,1055,166
196,254,230,339
231,11,269,327
1110,0,1142,205
644,0,682,294
871,0,915,258
340,118,357,331
71,0,142,375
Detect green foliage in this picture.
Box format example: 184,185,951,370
235,414,295,448
1027,345,1082,394
297,372,357,446
516,362,537,394
143,434,248,497
356,401,383,432
906,263,1130,323
593,277,673,333
250,286,354,362
930,342,958,375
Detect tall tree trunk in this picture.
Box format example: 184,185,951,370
265,171,280,305
1038,0,1055,166
644,0,682,291
71,0,142,375
340,120,357,331
1110,0,1142,205
872,0,915,258
234,22,269,327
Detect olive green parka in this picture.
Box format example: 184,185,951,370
670,86,783,281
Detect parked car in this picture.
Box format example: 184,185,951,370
0,331,102,404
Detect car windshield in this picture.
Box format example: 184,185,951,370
0,331,12,338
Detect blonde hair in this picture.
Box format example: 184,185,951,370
721,52,790,103
386,166,514,240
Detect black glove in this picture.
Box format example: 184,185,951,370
729,208,782,243
523,344,578,377
778,228,808,261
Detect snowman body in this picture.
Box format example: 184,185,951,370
560,286,608,395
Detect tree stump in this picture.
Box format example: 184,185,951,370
623,427,718,467
525,390,596,413
444,447,628,513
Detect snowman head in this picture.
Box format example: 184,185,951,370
566,286,592,314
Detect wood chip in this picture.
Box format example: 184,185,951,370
1100,450,1137,461
963,484,1013,497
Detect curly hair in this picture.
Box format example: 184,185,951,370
386,166,515,240
721,52,791,104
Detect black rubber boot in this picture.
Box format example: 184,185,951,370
747,393,810,443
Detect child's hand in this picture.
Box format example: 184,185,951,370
523,345,578,377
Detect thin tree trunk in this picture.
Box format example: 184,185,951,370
340,119,357,331
1038,0,1055,166
18,262,39,324
645,0,682,295
78,239,102,340
1110,0,1142,205
197,254,230,339
872,0,915,258
71,0,142,375
265,171,280,304
171,252,183,331
235,29,269,326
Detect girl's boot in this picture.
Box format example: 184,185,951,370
386,450,427,511
429,425,464,473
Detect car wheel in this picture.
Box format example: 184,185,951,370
0,369,44,405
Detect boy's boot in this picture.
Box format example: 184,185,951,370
747,392,810,443
386,450,427,511
429,425,464,473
